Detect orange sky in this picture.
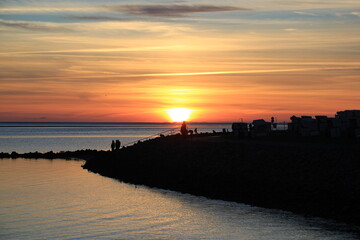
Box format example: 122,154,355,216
0,1,359,122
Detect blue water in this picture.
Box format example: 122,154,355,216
0,158,359,240
1,122,359,240
0,122,231,153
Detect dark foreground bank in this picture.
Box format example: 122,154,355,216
84,134,360,226
3,134,360,226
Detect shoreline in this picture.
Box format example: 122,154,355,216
0,149,105,161
2,133,360,227
83,134,360,226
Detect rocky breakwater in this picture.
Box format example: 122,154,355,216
83,134,360,226
0,149,107,161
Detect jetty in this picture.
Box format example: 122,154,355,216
2,131,360,226
2,110,360,226
80,132,359,226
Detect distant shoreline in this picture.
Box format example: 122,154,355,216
0,122,237,128
0,121,235,124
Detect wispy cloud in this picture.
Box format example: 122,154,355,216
0,19,71,31
0,19,193,34
0,7,99,13
293,11,318,16
68,15,130,21
280,1,357,6
0,46,183,56
107,4,250,17
351,12,360,17
121,67,360,77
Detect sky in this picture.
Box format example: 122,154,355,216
0,0,359,122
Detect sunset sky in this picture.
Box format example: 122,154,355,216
0,0,359,122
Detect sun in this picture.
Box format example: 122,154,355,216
167,108,193,122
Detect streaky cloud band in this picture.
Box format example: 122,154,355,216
130,67,360,77
107,4,251,17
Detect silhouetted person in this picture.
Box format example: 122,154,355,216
194,128,198,134
181,121,188,136
189,129,193,135
249,123,254,136
111,140,115,151
115,140,121,150
271,117,277,129
290,115,297,122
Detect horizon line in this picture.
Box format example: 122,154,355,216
0,121,238,124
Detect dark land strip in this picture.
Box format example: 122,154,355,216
2,133,360,227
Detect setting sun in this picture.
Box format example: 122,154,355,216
167,108,193,122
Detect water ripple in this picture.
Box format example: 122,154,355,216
0,158,359,240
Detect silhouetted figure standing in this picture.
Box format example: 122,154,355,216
111,140,115,151
271,116,277,129
115,140,121,150
249,123,254,137
180,121,188,136
194,128,198,134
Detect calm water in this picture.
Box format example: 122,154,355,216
1,123,357,239
0,158,359,240
0,122,231,153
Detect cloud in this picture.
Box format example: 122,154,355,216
284,28,297,31
0,18,195,35
0,45,182,56
0,19,71,31
68,15,130,22
123,67,360,77
280,1,352,6
351,12,360,17
107,4,250,17
0,7,98,13
293,11,318,16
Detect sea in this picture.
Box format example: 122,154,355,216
0,122,232,154
0,122,359,240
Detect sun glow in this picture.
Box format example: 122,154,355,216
167,108,193,122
